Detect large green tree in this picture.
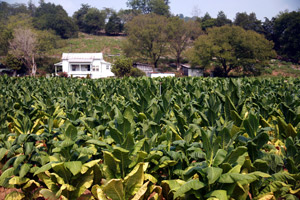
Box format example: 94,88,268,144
216,11,232,27
73,4,90,32
33,2,78,38
189,25,276,76
105,12,123,35
273,11,300,62
234,12,263,33
127,0,170,15
167,17,202,70
123,14,169,68
83,8,106,34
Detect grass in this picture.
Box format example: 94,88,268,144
261,60,300,77
47,32,125,62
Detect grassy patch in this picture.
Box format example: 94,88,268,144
261,60,300,77
47,33,125,59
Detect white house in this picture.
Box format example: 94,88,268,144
54,53,114,78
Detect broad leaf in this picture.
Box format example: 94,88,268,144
102,179,125,200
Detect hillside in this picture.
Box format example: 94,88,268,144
44,33,300,77
48,33,125,62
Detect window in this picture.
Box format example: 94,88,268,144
106,65,110,70
92,65,99,71
71,64,91,71
71,65,80,71
81,64,90,71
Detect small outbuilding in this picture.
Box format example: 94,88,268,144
150,72,176,78
181,64,204,77
54,53,114,78
133,63,154,76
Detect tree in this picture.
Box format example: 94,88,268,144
33,2,78,38
234,12,263,33
273,11,300,62
112,56,133,77
105,12,123,35
127,0,170,15
189,25,276,76
167,17,202,70
200,12,217,31
216,11,232,27
83,8,106,34
73,4,90,32
4,54,26,76
149,0,170,16
124,14,169,68
9,28,37,76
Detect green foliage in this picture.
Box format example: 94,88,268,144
167,17,202,69
189,25,276,76
33,2,78,39
127,0,170,15
273,11,300,63
4,54,25,72
105,12,123,35
234,12,263,33
112,56,134,77
83,8,106,34
0,76,300,199
124,14,169,68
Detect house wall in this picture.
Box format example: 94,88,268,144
188,69,203,77
62,59,114,78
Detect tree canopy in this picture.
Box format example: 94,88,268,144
126,0,170,16
234,12,263,33
189,25,276,76
167,17,202,69
105,12,123,35
124,14,169,68
112,56,145,77
33,2,78,38
273,11,300,62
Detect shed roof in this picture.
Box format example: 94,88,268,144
62,53,103,60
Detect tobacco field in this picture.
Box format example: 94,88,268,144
0,75,299,200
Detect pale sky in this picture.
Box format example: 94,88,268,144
4,0,300,20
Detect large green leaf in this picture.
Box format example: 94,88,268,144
91,185,108,200
64,161,82,176
206,190,227,200
206,167,223,185
102,179,125,200
0,168,15,186
212,149,227,167
173,179,205,198
243,113,259,138
0,148,7,161
124,163,146,198
103,151,120,175
132,181,149,200
69,168,94,199
65,122,77,141
34,162,53,176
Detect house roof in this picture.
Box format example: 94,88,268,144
62,53,104,61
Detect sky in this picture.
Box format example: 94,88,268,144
5,0,300,20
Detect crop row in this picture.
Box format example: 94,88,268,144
0,76,299,199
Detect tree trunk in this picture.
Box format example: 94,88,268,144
176,54,181,71
31,55,36,76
